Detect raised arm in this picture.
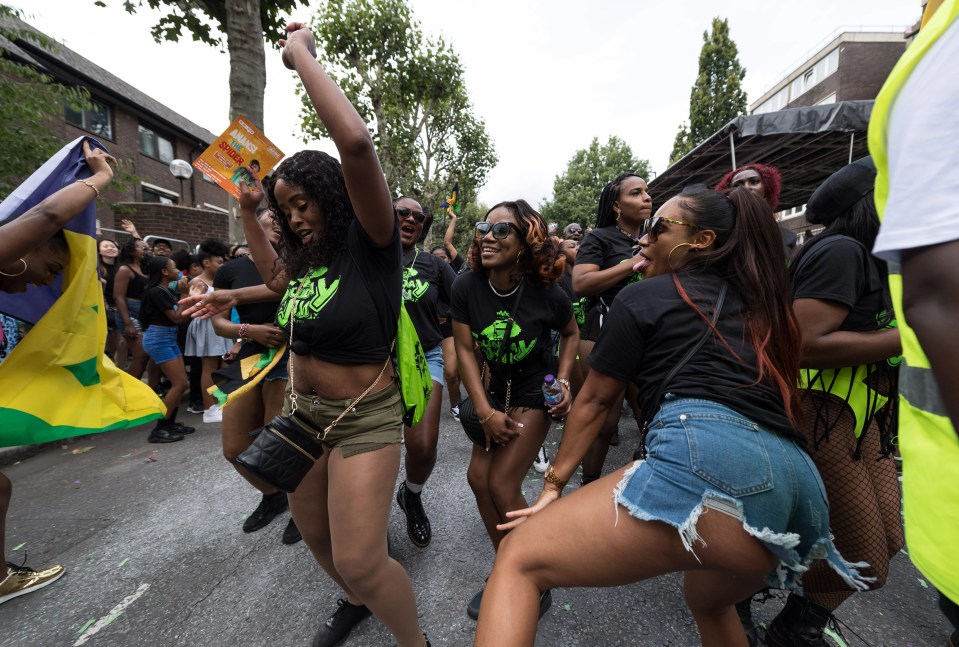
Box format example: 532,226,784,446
444,212,460,261
280,22,394,246
0,140,114,267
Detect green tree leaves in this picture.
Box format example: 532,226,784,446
0,5,91,195
669,17,747,165
540,136,650,230
301,0,496,212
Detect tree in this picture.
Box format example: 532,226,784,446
540,136,650,230
107,0,306,239
300,0,496,213
0,5,91,195
669,17,747,164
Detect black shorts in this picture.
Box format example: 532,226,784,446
439,317,453,340
579,303,607,342
489,371,548,411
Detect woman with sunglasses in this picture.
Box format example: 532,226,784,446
393,196,458,549
227,23,428,647
572,173,652,484
474,185,867,646
450,200,579,620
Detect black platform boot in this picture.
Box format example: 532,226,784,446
764,593,841,647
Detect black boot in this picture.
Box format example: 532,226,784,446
396,483,432,547
735,598,759,647
148,418,184,443
764,593,838,647
312,598,371,647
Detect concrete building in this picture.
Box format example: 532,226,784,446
1,18,232,248
750,29,907,244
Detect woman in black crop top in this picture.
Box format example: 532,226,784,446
573,173,651,485
231,23,427,647
475,187,868,646
450,199,579,620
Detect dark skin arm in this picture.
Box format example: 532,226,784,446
211,309,284,349
572,261,636,299
443,212,460,262
282,23,394,246
498,369,627,530
901,240,959,439
113,265,138,339
793,298,901,369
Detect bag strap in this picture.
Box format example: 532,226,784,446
637,281,727,459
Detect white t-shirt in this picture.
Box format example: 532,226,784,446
873,22,959,262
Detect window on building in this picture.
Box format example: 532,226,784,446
138,125,175,164
754,86,790,114
64,99,113,140
141,183,179,205
789,48,839,103
815,93,837,106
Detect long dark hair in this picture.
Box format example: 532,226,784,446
672,185,803,426
596,173,644,229
467,199,564,286
266,150,354,278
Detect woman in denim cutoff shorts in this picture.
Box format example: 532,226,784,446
475,186,871,646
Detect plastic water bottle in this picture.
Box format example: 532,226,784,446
542,374,563,407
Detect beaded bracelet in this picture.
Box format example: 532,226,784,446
238,322,250,339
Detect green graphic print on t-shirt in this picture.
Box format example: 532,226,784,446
474,310,536,364
276,267,341,327
402,266,430,302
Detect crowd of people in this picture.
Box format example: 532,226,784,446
2,12,958,647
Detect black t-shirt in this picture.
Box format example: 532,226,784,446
575,226,642,303
276,220,401,365
451,254,466,274
450,271,573,383
559,272,587,328
402,250,457,351
140,285,179,329
790,235,887,332
589,271,795,436
214,256,279,325
100,261,118,306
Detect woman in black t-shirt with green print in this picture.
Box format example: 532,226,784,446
450,199,579,620
572,173,652,484
393,196,458,550
199,23,429,647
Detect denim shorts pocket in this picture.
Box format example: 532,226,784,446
681,412,774,497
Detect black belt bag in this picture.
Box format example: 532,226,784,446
236,413,325,493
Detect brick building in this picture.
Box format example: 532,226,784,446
750,30,907,243
2,18,232,248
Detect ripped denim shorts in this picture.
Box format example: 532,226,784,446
614,397,871,593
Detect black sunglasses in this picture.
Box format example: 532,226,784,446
395,206,427,224
641,216,701,242
475,221,520,239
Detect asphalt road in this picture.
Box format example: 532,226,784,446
1,408,952,646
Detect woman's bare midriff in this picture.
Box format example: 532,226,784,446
292,354,395,400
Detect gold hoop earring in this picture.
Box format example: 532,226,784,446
0,258,27,277
666,243,692,271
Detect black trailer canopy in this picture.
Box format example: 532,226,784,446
649,100,873,212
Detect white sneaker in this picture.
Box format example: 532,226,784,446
450,405,460,421
532,446,550,474
202,404,222,423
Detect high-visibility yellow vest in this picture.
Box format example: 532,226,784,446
869,0,959,604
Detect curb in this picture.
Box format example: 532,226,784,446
0,443,59,468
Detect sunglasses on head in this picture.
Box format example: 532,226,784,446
475,221,520,239
395,206,427,224
641,216,701,242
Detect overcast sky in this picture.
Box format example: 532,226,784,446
19,0,917,207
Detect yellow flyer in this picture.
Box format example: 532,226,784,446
193,115,284,199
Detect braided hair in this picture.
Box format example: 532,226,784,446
596,173,644,229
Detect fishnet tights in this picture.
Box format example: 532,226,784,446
799,391,904,611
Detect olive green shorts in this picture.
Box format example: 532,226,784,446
281,381,403,458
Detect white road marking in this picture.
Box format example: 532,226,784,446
74,582,151,646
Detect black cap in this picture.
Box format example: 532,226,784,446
805,157,876,225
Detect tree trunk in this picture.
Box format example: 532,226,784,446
224,0,266,243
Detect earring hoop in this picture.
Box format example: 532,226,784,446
666,243,692,271
0,258,27,277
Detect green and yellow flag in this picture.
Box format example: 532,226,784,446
0,137,165,446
